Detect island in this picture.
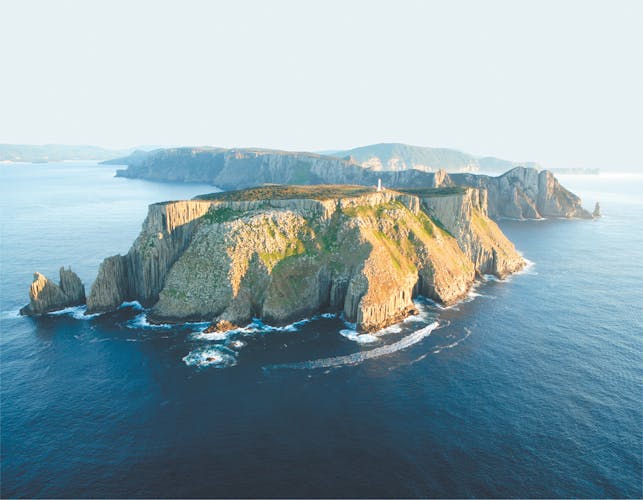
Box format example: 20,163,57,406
22,184,527,332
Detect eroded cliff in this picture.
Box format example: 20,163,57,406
85,185,524,332
113,148,591,220
20,267,86,315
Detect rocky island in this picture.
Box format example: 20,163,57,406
23,184,526,332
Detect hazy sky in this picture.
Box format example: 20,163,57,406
1,0,641,170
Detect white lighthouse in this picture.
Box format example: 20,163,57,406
377,178,383,192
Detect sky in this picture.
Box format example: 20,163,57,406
1,0,641,170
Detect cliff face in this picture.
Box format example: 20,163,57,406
114,148,590,220
86,201,212,313
114,147,447,191
85,185,524,332
450,167,592,219
405,188,524,277
20,267,85,315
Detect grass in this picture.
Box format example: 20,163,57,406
398,186,468,197
195,184,376,202
201,207,245,223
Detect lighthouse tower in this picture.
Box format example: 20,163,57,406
377,178,383,192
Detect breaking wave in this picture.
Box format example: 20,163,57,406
118,301,144,311
340,329,378,344
433,327,472,354
182,345,238,369
126,313,173,329
48,305,100,320
266,321,440,370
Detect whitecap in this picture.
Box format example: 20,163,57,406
267,321,439,370
227,339,247,349
126,313,172,329
48,305,100,320
182,346,237,369
339,329,378,344
0,308,21,319
118,300,144,311
433,327,472,354
190,330,229,341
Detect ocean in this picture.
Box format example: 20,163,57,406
1,163,641,498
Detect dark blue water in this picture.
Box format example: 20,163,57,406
1,164,641,498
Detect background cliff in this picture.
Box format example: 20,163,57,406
85,185,524,332
112,147,591,219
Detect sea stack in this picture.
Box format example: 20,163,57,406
593,202,601,217
20,267,86,315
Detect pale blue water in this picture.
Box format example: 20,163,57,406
1,164,641,498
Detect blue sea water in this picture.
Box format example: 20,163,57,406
1,163,641,498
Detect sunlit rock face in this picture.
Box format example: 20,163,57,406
84,185,524,332
450,167,592,219
20,267,85,315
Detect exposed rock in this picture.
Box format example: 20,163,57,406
20,267,86,315
403,187,524,277
113,148,590,220
204,320,239,333
593,202,601,217
86,185,525,332
85,201,211,314
450,167,592,219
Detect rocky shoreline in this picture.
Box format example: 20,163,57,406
21,184,529,332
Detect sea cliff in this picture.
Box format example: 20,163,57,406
80,185,524,332
112,148,591,220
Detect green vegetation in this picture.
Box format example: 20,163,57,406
258,239,306,268
201,207,244,224
398,186,468,197
195,184,376,202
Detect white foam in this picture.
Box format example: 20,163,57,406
268,321,439,370
48,305,100,320
182,346,237,369
0,308,21,319
227,339,247,349
190,330,229,341
126,313,172,329
118,300,144,311
433,327,472,354
339,329,378,344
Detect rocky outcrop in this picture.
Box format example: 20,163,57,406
450,167,592,219
83,185,525,332
593,202,601,217
403,187,524,277
113,148,590,220
86,200,212,313
20,267,86,315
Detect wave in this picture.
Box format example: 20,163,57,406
339,329,378,344
182,345,238,369
226,339,246,350
118,301,144,311
433,327,472,354
126,313,173,329
48,305,101,320
266,321,439,370
0,308,21,319
126,313,210,330
190,330,229,341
